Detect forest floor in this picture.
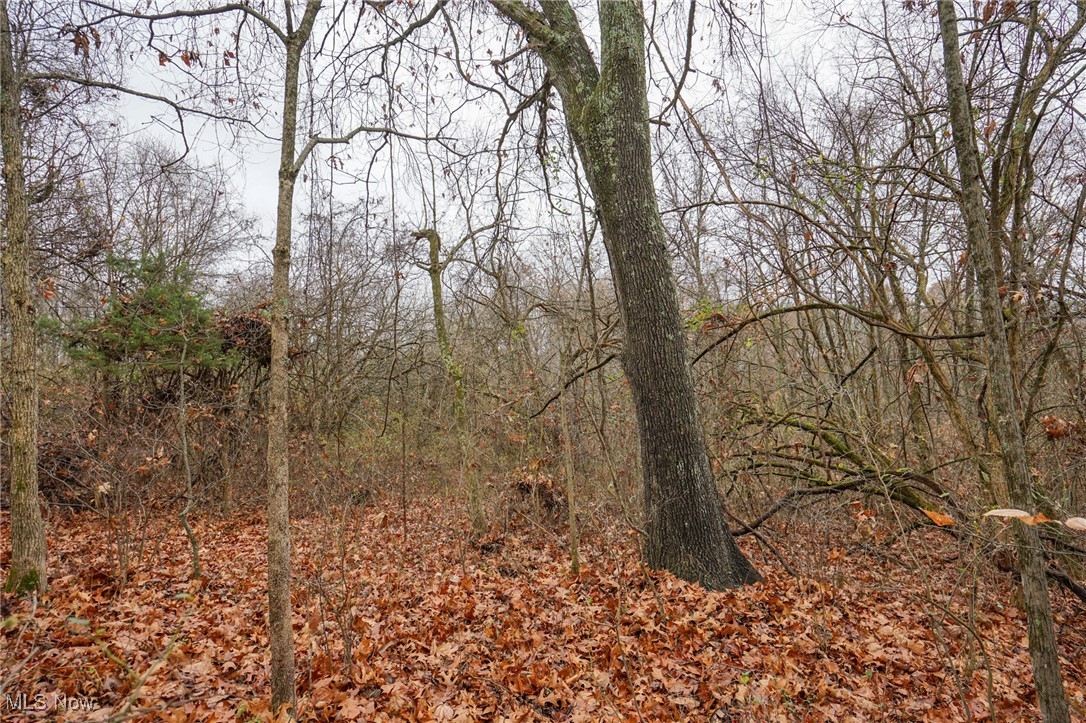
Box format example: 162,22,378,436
1,496,1084,722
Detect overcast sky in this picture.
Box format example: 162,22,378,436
110,0,852,267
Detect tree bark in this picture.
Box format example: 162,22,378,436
414,228,484,533
559,345,580,574
492,0,759,589
1,0,47,595
267,1,322,715
937,3,1069,720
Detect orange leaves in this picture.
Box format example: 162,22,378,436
921,508,955,527
4,498,1085,721
1041,414,1080,440
913,506,1086,529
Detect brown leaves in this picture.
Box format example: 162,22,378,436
3,499,1085,721
980,0,1017,24
68,28,100,58
152,50,202,68
905,359,928,391
1041,414,1080,440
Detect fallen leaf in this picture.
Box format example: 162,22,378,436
922,509,955,527
1063,517,1086,531
983,508,1031,519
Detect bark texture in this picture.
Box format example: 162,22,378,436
267,1,322,715
492,0,759,589
414,228,484,533
1,0,47,595
937,3,1069,720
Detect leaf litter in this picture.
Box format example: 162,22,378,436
2,499,1083,721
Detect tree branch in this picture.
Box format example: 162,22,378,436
83,0,287,43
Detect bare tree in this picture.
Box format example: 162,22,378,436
938,2,1069,719
414,228,486,533
1,0,47,594
65,0,451,712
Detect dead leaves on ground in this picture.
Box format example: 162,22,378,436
2,500,1084,721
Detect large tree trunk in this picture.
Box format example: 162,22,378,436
267,2,322,715
1,0,47,595
492,0,759,589
937,3,1069,720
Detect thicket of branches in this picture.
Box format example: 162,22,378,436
3,0,1086,718
4,0,1084,601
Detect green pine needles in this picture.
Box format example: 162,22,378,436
60,255,240,383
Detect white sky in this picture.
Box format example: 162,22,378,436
112,0,839,255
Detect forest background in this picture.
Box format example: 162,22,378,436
2,0,1086,720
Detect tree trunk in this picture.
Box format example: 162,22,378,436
559,345,580,574
1,0,47,595
415,228,484,533
937,3,1069,720
177,344,200,581
492,0,759,589
267,2,322,715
